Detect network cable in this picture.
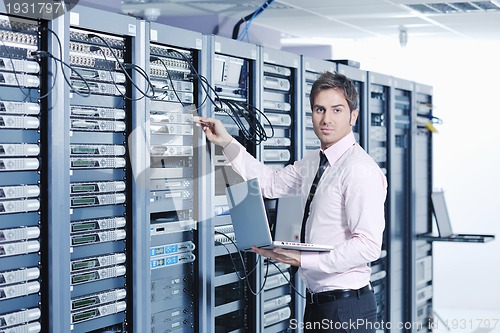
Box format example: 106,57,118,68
0,40,46,102
86,33,155,100
43,27,91,97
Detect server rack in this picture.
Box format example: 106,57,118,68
390,77,414,331
64,7,140,333
366,72,392,331
201,35,259,333
258,46,301,333
299,56,336,155
146,22,203,333
412,83,434,332
336,63,367,147
0,11,43,333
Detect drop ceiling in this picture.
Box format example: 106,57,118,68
89,0,500,41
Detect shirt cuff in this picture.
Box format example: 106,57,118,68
222,138,242,163
300,251,320,270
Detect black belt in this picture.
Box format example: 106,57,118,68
306,284,373,304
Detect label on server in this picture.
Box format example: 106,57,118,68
70,229,126,246
263,150,291,162
0,240,40,257
70,157,126,169
263,100,291,112
265,113,292,127
264,272,290,290
150,219,197,236
0,185,39,199
150,145,192,157
71,265,126,285
70,193,126,208
150,241,195,257
71,80,125,96
71,67,126,84
71,217,126,233
0,158,39,171
149,112,193,124
71,289,126,311
0,57,40,74
153,91,193,104
70,119,126,132
0,267,39,287
150,78,193,93
150,190,192,202
0,144,39,157
0,308,40,329
70,144,126,156
0,281,40,300
150,252,195,269
0,227,39,243
71,301,126,324
0,321,41,333
263,76,290,92
263,137,291,147
0,199,40,214
70,181,126,195
71,253,126,273
150,123,193,135
0,72,39,88
0,116,39,129
0,101,40,115
263,64,292,77
263,307,291,327
263,294,292,312
70,106,125,120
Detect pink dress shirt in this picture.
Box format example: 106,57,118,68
223,131,387,293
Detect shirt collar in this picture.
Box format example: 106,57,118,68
321,132,356,166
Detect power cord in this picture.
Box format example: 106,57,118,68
214,230,269,296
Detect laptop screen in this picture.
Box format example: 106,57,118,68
225,178,274,251
431,191,453,238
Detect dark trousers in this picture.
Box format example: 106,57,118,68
302,290,377,333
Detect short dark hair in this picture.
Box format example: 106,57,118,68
309,71,358,112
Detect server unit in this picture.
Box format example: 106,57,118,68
366,72,392,331
0,12,42,333
258,46,300,333
299,57,336,155
201,35,259,333
146,23,202,333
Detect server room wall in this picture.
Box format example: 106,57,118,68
0,4,442,332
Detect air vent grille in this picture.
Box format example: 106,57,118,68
406,1,500,13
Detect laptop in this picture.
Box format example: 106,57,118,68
225,178,335,252
418,191,495,243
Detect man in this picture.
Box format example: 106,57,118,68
195,71,387,332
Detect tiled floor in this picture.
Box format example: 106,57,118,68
432,309,500,333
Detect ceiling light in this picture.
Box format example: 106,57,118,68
399,26,408,47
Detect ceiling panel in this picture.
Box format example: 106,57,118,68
101,0,500,41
